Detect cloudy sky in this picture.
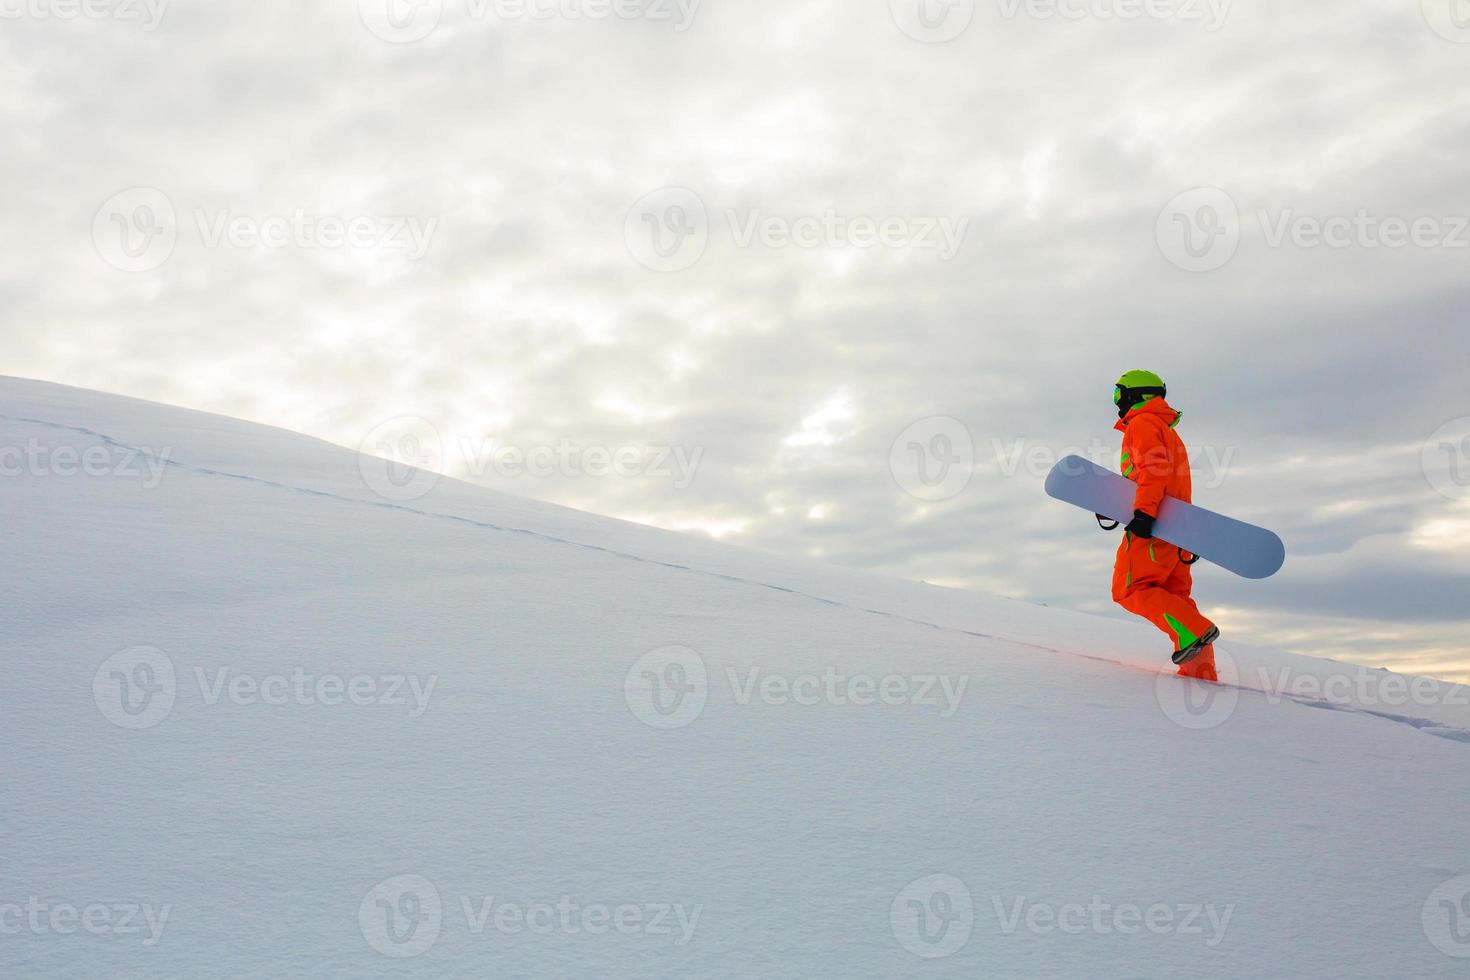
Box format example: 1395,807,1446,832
5,0,1470,682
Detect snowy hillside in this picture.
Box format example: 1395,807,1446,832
4,375,1469,979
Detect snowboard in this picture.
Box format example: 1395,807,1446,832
1045,455,1285,580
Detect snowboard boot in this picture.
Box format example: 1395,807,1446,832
1171,625,1220,666
1178,648,1219,682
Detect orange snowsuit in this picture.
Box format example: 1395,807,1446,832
1112,398,1218,681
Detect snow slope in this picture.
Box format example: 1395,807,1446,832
4,375,1469,979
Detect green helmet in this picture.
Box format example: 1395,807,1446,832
1113,370,1166,418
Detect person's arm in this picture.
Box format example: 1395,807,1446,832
1129,418,1171,520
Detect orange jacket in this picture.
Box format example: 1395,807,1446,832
1114,398,1191,517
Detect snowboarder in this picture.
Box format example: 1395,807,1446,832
1106,371,1220,681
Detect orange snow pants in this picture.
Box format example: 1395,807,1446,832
1112,532,1218,681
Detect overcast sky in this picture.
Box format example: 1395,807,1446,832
5,0,1470,682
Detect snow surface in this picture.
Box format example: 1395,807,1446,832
4,375,1469,979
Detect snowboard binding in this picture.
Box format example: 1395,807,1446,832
1172,625,1221,666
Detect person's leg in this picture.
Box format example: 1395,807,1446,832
1162,553,1218,681
1114,537,1216,653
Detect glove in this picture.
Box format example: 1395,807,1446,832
1124,510,1155,539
